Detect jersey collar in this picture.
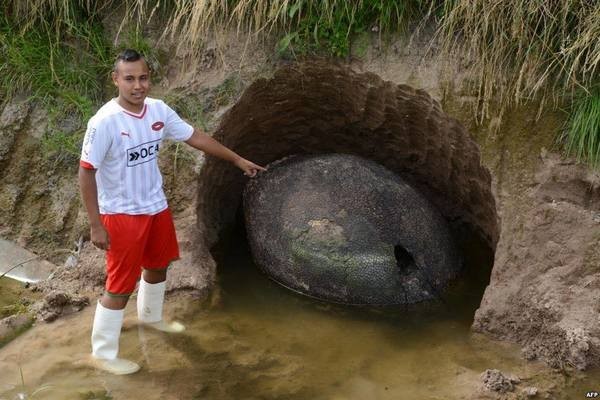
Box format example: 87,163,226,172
113,99,147,119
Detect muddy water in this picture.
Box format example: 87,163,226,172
0,237,599,400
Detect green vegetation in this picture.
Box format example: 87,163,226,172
0,279,29,317
210,75,242,109
161,91,208,179
0,1,599,167
157,0,442,58
0,2,111,164
164,92,209,131
562,88,600,167
0,13,110,115
274,0,430,57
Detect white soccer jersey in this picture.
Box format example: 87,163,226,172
80,97,194,215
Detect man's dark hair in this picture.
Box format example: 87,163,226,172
113,49,147,72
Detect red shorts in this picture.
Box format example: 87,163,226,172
101,208,179,296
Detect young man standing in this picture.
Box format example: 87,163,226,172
79,49,265,375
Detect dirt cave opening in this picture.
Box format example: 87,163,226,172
196,61,499,309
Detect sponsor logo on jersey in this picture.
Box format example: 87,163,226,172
127,139,160,167
121,131,130,137
151,121,165,131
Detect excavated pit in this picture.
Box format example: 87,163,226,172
196,61,499,305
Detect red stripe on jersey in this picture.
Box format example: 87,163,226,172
122,104,147,119
80,160,96,170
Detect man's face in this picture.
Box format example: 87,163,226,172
111,59,150,112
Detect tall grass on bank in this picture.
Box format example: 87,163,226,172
0,9,111,116
163,0,433,58
1,1,148,163
438,0,600,123
0,2,112,164
2,1,600,168
562,88,600,167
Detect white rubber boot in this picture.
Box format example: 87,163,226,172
90,301,140,375
137,279,185,333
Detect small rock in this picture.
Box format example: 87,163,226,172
64,255,78,268
524,386,538,397
480,369,514,393
0,100,29,129
40,310,61,323
0,314,33,343
44,291,70,307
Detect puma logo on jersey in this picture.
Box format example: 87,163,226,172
121,131,130,137
127,139,160,167
151,121,164,131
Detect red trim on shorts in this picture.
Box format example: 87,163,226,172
80,160,96,170
122,104,147,119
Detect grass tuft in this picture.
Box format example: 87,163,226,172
0,12,111,114
160,0,433,58
561,87,600,167
1,2,113,161
438,1,600,123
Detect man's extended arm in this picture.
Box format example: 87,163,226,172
184,128,266,177
78,167,110,250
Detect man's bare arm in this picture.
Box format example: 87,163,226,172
78,167,110,250
184,128,266,177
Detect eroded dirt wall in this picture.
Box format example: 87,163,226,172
0,99,84,257
473,152,600,370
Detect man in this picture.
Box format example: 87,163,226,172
79,49,265,375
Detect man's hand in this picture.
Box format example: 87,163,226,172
91,223,110,250
185,129,267,177
234,157,267,178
